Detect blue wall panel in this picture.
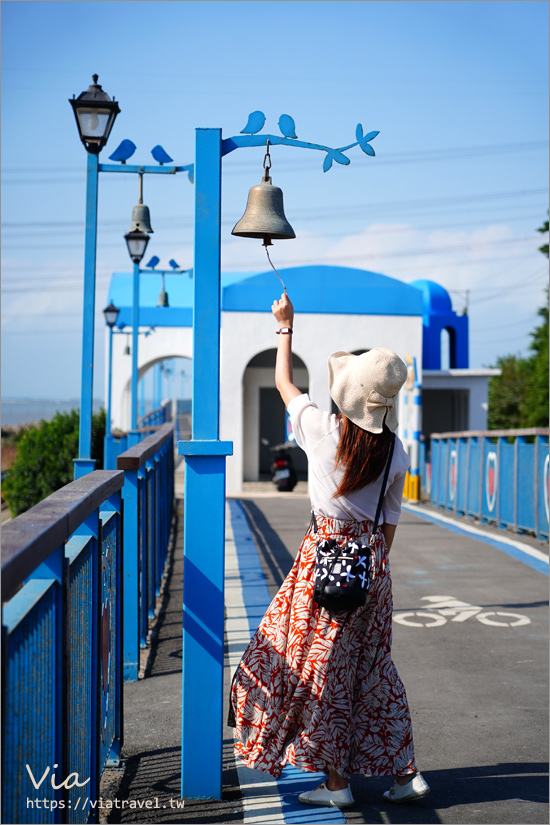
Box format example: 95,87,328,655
517,443,535,532
498,442,515,528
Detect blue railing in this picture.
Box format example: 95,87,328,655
138,399,172,429
429,428,549,540
2,470,125,824
117,422,175,681
104,401,172,470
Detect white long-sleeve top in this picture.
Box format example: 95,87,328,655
287,393,409,525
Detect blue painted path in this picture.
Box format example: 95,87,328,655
225,499,346,824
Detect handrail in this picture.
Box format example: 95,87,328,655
430,427,549,440
137,399,171,429
1,469,124,602
117,421,174,471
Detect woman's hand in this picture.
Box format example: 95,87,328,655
272,293,294,328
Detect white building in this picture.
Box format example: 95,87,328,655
107,264,497,496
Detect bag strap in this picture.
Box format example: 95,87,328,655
310,511,318,534
369,435,395,546
311,435,395,543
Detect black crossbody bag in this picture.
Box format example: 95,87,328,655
312,435,395,613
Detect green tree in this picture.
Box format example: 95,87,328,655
3,408,106,517
537,217,549,258
520,293,549,427
488,354,529,429
488,218,549,429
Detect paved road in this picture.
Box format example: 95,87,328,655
235,494,549,825
102,489,548,824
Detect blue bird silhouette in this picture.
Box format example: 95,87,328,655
240,111,266,135
355,124,379,156
151,145,174,165
168,259,180,270
278,114,297,139
108,139,137,163
146,255,160,269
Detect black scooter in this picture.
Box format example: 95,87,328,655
261,438,298,492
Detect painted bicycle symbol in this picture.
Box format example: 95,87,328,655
394,595,531,628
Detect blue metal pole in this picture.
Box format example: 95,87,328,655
74,152,99,479
139,377,145,421
179,128,232,800
122,470,140,681
130,261,140,443
155,363,162,408
104,324,114,469
107,325,113,438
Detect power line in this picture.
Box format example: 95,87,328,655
1,230,539,258
2,139,547,181
2,207,545,238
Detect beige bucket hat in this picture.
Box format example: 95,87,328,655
328,348,407,433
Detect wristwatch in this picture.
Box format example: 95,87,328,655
276,327,293,335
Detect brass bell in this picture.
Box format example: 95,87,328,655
232,176,295,247
128,171,154,233
128,202,154,234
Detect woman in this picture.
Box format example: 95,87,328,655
229,292,429,807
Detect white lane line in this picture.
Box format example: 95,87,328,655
403,503,549,568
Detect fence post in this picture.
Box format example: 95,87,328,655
179,127,233,800
121,469,139,681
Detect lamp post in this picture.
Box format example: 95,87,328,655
124,229,150,439
179,116,378,799
103,301,120,467
70,75,120,478
70,75,194,476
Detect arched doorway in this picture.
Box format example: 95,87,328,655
242,349,309,481
120,355,192,435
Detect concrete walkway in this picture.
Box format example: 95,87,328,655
101,470,549,825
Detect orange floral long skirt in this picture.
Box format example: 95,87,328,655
230,514,416,779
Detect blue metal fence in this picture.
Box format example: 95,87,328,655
429,428,549,541
104,401,172,470
2,470,125,824
117,422,175,681
138,399,171,430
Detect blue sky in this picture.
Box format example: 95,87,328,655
1,0,548,400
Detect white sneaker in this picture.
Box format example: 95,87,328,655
383,771,430,803
298,781,355,808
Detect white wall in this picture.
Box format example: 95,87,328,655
422,369,501,431
221,311,422,495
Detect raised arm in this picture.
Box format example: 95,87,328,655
272,293,303,407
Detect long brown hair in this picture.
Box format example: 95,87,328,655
333,415,393,499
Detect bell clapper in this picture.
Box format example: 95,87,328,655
264,243,287,294
263,141,286,292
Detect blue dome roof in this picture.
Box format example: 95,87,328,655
223,265,423,316
410,279,453,314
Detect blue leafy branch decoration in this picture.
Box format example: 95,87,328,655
222,111,379,172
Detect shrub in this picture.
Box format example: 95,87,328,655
3,408,106,517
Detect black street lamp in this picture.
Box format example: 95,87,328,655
103,301,120,328
103,302,120,453
124,230,150,264
69,74,120,154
